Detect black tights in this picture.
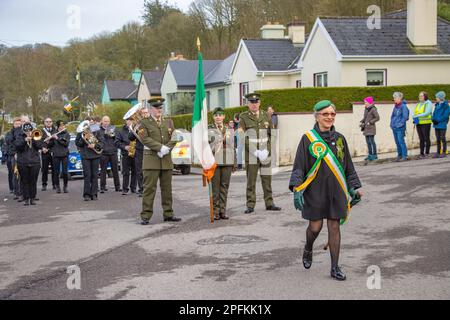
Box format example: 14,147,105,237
305,219,341,268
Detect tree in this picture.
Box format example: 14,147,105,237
142,0,180,28
171,93,194,115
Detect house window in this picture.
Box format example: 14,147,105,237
314,72,328,87
206,91,211,111
218,89,225,108
296,80,302,88
240,82,249,105
367,70,386,86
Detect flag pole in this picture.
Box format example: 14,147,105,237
197,37,215,224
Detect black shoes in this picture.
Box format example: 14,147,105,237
266,205,282,211
63,186,68,194
302,249,313,269
244,208,254,214
30,199,36,206
331,266,347,281
24,199,30,206
141,219,150,226
100,189,106,194
164,216,182,222
56,187,61,194
42,186,47,192
220,213,229,220
115,188,122,192
91,195,98,201
84,195,90,201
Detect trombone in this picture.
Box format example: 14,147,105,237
22,122,42,148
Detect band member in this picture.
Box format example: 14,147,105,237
289,100,362,281
14,122,43,206
239,93,281,214
4,118,22,199
130,107,149,197
41,117,57,191
48,120,70,194
208,108,236,220
115,119,137,195
140,98,181,225
99,116,121,193
76,118,105,201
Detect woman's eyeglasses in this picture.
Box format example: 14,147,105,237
319,112,337,118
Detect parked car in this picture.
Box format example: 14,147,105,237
172,130,191,175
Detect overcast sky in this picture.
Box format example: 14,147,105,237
0,0,193,47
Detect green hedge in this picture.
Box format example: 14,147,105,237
258,84,450,113
169,84,450,130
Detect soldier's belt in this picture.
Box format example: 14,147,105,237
248,138,269,144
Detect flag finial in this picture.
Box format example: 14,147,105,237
197,37,201,52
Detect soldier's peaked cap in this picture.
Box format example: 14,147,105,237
245,93,261,102
148,98,165,108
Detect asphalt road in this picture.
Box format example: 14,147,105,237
0,157,449,300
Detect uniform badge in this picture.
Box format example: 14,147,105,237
264,122,269,129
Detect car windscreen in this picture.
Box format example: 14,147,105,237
69,139,78,153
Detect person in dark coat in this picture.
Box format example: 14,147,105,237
14,122,44,206
47,120,70,193
360,97,380,161
289,100,362,281
129,107,149,197
99,116,121,193
41,118,57,191
115,120,137,195
432,91,449,158
76,119,105,201
4,118,21,195
390,92,410,162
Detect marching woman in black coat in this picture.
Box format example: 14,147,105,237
289,100,362,281
48,120,71,194
75,119,105,201
14,123,44,206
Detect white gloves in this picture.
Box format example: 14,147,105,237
158,145,171,158
253,149,269,162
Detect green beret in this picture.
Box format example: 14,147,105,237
148,98,165,108
245,93,261,102
314,100,334,112
212,107,225,115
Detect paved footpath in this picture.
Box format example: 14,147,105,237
0,156,449,300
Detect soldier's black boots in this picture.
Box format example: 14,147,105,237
244,208,254,214
266,205,282,211
302,249,313,269
331,266,347,281
220,213,229,220
164,216,182,222
141,219,150,226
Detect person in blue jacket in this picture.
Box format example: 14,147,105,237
432,91,450,158
390,92,410,162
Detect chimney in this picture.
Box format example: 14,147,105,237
260,22,286,39
407,0,437,47
287,20,306,47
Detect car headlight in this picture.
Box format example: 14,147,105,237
70,156,77,164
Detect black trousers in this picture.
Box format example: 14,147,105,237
122,155,137,192
436,129,447,154
52,156,69,188
134,150,144,193
18,165,40,201
100,154,120,190
6,157,14,192
416,124,432,155
82,158,100,197
41,153,55,187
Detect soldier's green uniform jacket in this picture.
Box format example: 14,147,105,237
239,110,273,163
140,116,177,169
208,124,236,167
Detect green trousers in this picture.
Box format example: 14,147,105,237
140,169,174,220
246,164,274,209
212,166,233,215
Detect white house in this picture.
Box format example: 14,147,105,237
160,54,235,114
299,0,450,88
228,22,306,107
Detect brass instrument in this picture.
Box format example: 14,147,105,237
124,103,145,158
77,121,103,155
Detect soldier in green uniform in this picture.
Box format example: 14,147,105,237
140,98,181,225
208,108,236,220
239,93,282,214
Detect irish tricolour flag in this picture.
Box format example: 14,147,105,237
192,49,217,179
